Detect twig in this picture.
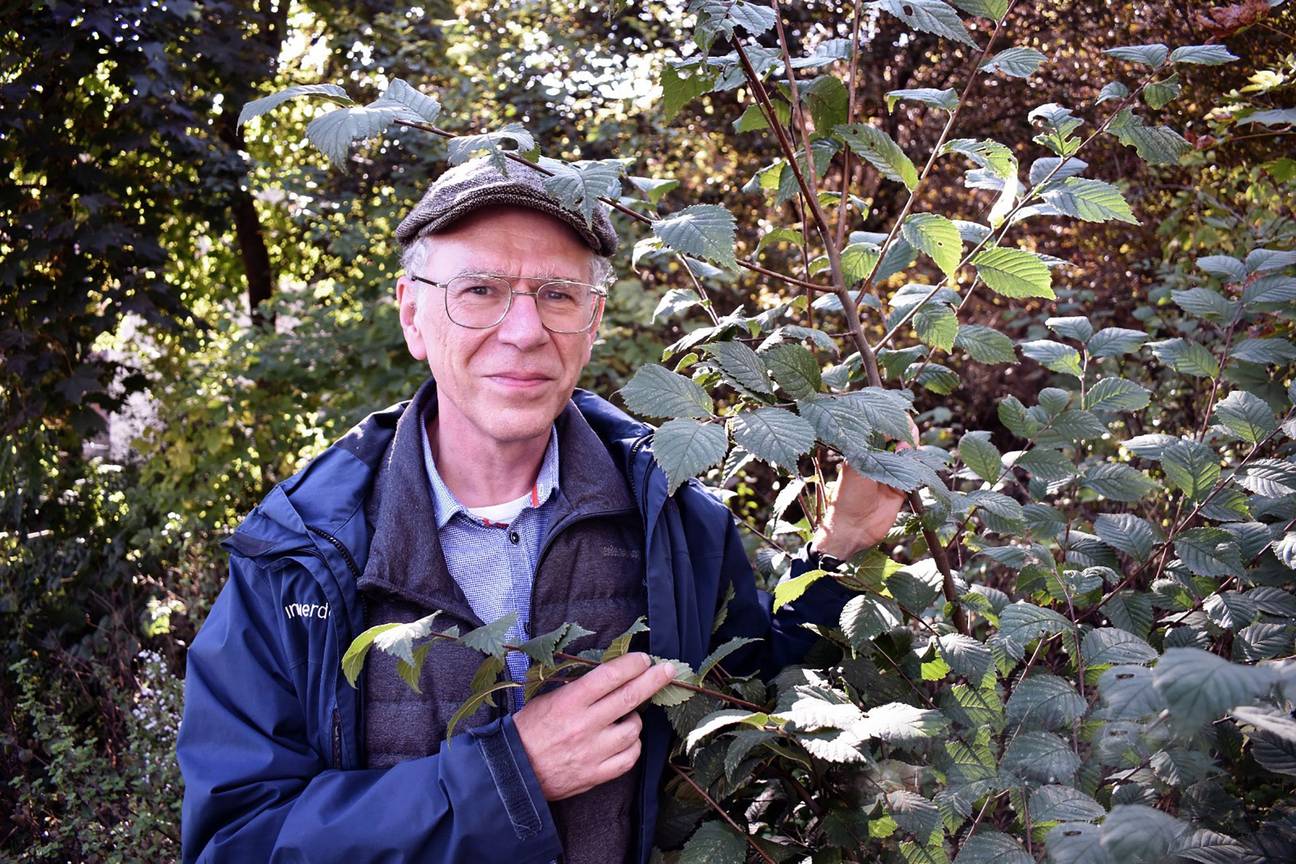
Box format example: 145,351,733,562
669,762,779,864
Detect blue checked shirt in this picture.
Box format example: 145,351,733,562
421,411,560,710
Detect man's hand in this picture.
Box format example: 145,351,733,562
512,652,676,801
811,419,919,561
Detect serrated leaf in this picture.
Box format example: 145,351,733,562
936,634,995,681
974,247,1054,299
1032,786,1105,823
845,447,941,492
1103,44,1169,66
238,83,354,129
1108,109,1191,165
444,124,536,171
1001,730,1081,784
955,830,1032,864
685,709,768,752
955,324,1017,364
1082,463,1160,502
1169,44,1239,65
652,419,729,494
459,612,518,659
800,388,914,445
376,78,441,123
699,637,762,679
1082,627,1157,666
856,702,948,742
1160,439,1220,502
1087,327,1148,358
1015,447,1075,482
886,87,960,112
762,343,822,398
1175,527,1243,578
705,341,773,395
653,204,738,270
536,157,623,227
1086,377,1150,413
1099,805,1189,863
772,569,830,611
307,101,419,167
1230,337,1296,365
1020,340,1082,377
661,62,718,122
1237,459,1296,497
1197,255,1247,281
981,46,1047,78
959,431,1003,484
1213,391,1277,445
1006,674,1086,731
903,213,963,277
1146,337,1219,378
1047,822,1113,864
602,617,650,661
343,621,404,688
620,364,713,419
873,0,975,45
836,123,919,189
943,138,1018,178
1171,286,1238,322
679,820,747,864
916,304,959,352
730,407,815,470
888,791,943,842
1029,156,1089,186
840,594,903,647
1093,513,1158,562
1000,602,1072,649
1041,177,1140,224
1155,647,1279,729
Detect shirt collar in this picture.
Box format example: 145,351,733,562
420,407,560,529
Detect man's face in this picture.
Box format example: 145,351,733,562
396,206,605,448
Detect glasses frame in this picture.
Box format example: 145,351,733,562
410,273,608,334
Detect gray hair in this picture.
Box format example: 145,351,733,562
402,236,613,309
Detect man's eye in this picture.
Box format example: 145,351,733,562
458,282,501,298
541,288,577,304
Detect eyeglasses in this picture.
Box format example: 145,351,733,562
410,273,607,334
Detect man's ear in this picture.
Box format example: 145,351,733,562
585,294,606,351
396,276,428,361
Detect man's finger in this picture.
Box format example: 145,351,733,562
588,661,676,723
565,652,653,706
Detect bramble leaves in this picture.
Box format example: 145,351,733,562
836,123,919,190
653,204,739,270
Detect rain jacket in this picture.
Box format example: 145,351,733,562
178,386,853,863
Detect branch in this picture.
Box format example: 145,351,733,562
669,763,779,864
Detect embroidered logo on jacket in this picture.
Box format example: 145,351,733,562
284,602,330,620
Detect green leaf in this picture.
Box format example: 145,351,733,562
981,46,1047,78
1085,377,1150,413
705,342,773,395
1146,337,1219,378
835,123,919,190
1230,337,1296,365
1087,327,1148,358
857,702,949,743
954,831,1032,864
1082,627,1157,665
628,175,680,205
887,791,943,843
1032,786,1105,823
1103,44,1168,66
955,324,1017,365
1096,81,1130,104
361,612,444,670
1175,527,1243,578
536,157,623,227
1213,391,1277,445
602,617,650,661
999,395,1042,439
801,74,849,136
1041,177,1140,224
1237,459,1296,497
873,0,975,45
1081,463,1160,502
916,304,959,352
886,87,959,112
459,612,519,659
800,388,915,444
661,62,718,122
679,819,747,864
840,242,882,284
943,138,1018,178
1099,805,1189,864
1240,108,1296,127
1169,44,1239,65
1093,513,1158,562
1001,730,1080,784
1046,822,1113,864
1198,255,1247,281
519,623,589,667
730,407,816,470
1015,447,1075,482
307,100,424,167
845,447,941,493
1171,286,1238,322
238,83,354,128
620,364,713,419
1243,274,1296,306
1156,648,1281,730
1046,316,1093,343
936,634,995,681
1160,439,1220,501
653,204,738,270
999,602,1072,649
1020,340,1082,377
1006,674,1086,731
1142,74,1181,109
444,124,536,172
840,593,903,647
698,637,762,679
973,247,1054,299
762,343,822,399
375,78,442,123
773,569,830,611
343,621,403,688
445,680,522,738
903,213,963,277
959,431,1003,483
1107,109,1191,165
948,0,1007,17
652,419,730,494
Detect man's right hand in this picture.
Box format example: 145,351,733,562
512,652,676,801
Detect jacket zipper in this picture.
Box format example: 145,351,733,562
307,524,363,581
307,525,363,770
625,433,653,517
331,708,342,768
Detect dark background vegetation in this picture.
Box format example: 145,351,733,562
1,0,1292,858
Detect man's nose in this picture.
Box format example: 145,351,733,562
494,289,550,349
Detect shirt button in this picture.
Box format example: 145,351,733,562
508,530,521,545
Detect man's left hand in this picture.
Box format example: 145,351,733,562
810,420,918,561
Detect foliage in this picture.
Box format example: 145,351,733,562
320,1,1296,862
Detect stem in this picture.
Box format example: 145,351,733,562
669,763,779,864
834,0,867,252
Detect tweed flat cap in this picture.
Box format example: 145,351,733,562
396,157,618,256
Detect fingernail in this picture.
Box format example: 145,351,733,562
660,663,675,678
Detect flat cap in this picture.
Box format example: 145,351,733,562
396,157,618,257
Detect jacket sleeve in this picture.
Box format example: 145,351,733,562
178,555,563,864
709,512,857,680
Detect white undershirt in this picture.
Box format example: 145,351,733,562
465,490,532,525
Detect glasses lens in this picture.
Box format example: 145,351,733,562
536,281,597,332
445,275,511,327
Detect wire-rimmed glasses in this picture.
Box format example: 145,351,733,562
410,273,607,334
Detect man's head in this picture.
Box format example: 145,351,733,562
394,158,618,450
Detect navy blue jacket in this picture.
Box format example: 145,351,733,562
178,387,852,863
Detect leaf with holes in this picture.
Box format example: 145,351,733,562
872,0,975,45
903,213,963,277
835,123,919,189
981,46,1047,78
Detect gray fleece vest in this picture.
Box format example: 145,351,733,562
357,379,647,864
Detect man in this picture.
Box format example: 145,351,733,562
178,157,908,863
